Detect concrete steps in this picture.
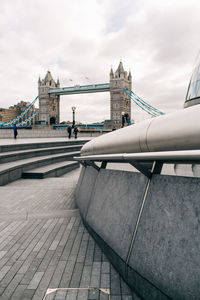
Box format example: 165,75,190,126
22,161,79,179
0,140,89,185
0,145,82,164
0,140,87,153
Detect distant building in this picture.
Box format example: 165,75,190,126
0,108,18,123
0,101,38,125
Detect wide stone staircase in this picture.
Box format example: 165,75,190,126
0,140,88,185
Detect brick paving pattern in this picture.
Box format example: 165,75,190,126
0,168,138,300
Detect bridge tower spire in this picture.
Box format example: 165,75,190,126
109,61,132,128
38,70,60,125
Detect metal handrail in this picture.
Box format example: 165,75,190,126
81,105,200,157
74,149,200,164
74,150,200,178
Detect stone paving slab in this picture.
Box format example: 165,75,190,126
0,168,138,300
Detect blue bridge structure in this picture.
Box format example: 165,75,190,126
48,83,110,95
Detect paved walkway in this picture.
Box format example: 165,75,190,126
0,168,137,300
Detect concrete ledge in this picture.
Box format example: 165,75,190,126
0,145,82,164
0,140,88,153
22,161,79,179
0,151,80,185
0,129,68,139
0,128,105,139
76,166,200,299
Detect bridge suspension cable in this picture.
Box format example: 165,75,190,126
18,110,39,127
124,88,165,117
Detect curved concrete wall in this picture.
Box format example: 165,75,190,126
76,166,200,300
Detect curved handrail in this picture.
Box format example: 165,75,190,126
81,104,200,157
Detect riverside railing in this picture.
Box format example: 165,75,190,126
74,150,200,178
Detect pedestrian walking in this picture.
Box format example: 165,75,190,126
67,126,72,139
73,126,79,139
13,124,18,139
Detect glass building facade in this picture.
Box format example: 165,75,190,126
185,53,200,108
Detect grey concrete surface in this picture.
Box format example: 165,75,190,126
129,174,200,300
0,145,82,164
22,161,79,179
76,167,99,219
76,166,200,299
0,151,80,185
85,169,148,261
0,168,135,300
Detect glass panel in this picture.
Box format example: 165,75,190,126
185,52,200,101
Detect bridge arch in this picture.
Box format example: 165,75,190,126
50,116,56,125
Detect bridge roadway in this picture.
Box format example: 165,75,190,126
0,139,137,300
48,83,110,95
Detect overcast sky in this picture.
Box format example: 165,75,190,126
0,0,199,123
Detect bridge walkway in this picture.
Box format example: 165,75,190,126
0,168,138,300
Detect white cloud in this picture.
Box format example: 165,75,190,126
0,0,199,123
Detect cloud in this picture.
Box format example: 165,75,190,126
0,0,199,123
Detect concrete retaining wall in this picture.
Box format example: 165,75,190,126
0,129,67,138
0,129,107,138
76,166,200,300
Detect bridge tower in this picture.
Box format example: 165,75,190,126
38,71,60,125
110,61,132,127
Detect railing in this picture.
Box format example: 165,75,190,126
74,103,200,179
80,104,200,157
74,149,200,178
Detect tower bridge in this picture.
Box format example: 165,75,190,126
0,60,165,128
38,61,132,127
0,61,164,128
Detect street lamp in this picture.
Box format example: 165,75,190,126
72,106,76,128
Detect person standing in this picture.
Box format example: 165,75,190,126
13,124,18,139
67,126,72,139
73,126,79,139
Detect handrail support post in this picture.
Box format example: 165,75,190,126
128,161,152,178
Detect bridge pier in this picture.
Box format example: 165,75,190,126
38,71,60,125
110,61,132,128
